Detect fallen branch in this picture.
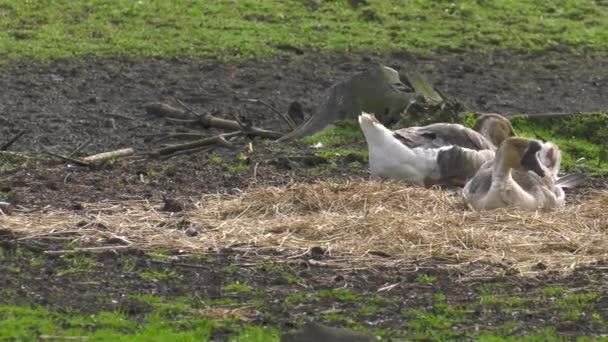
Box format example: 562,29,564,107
159,146,214,160
238,97,297,131
1,130,26,151
69,137,93,157
41,145,91,167
145,102,283,139
43,245,131,255
144,102,195,120
107,113,136,121
83,148,135,164
150,133,208,144
147,132,241,158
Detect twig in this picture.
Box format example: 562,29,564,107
40,144,91,167
159,146,214,160
147,132,241,158
1,130,26,151
176,99,203,117
229,111,250,130
43,245,131,255
83,148,135,164
145,102,284,139
150,259,212,269
164,117,199,124
151,133,208,144
107,113,136,121
68,137,93,157
239,98,297,131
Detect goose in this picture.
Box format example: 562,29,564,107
462,137,585,211
358,112,514,187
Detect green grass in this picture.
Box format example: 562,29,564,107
318,288,359,302
300,120,368,168
510,114,608,174
2,1,608,63
554,292,599,321
0,304,279,341
541,286,565,297
462,112,608,175
138,269,179,281
284,292,307,305
223,282,253,294
479,294,528,307
56,253,98,276
416,273,438,284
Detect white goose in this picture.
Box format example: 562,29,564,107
358,112,513,187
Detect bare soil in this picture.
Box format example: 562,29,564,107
1,50,608,338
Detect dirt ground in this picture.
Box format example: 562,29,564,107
1,50,608,338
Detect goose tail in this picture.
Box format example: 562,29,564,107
555,173,587,188
358,112,395,145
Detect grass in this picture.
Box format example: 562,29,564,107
461,112,608,174
138,269,179,281
318,288,359,302
2,1,608,64
223,282,253,294
554,292,599,321
56,253,97,276
0,304,279,341
416,273,438,284
509,113,608,174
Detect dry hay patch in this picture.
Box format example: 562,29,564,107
2,180,607,272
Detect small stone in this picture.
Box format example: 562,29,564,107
161,196,184,213
185,228,199,237
309,246,325,259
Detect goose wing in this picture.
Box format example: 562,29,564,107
555,173,587,188
436,146,495,184
394,123,495,150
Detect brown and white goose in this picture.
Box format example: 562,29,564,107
358,112,514,187
463,137,585,211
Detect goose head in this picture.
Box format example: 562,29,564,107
472,114,515,148
538,142,562,178
497,137,545,177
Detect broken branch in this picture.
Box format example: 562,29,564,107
144,102,284,139
40,144,91,167
1,130,26,151
83,148,135,164
239,98,297,131
69,137,93,157
147,132,241,158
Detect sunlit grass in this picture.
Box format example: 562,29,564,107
1,0,608,63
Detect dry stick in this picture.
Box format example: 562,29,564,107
147,132,241,157
40,144,91,167
1,130,26,151
165,117,199,124
146,102,284,139
68,137,93,157
151,132,209,144
145,102,195,120
239,97,297,131
83,148,135,164
43,245,131,255
107,113,136,121
159,146,214,160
